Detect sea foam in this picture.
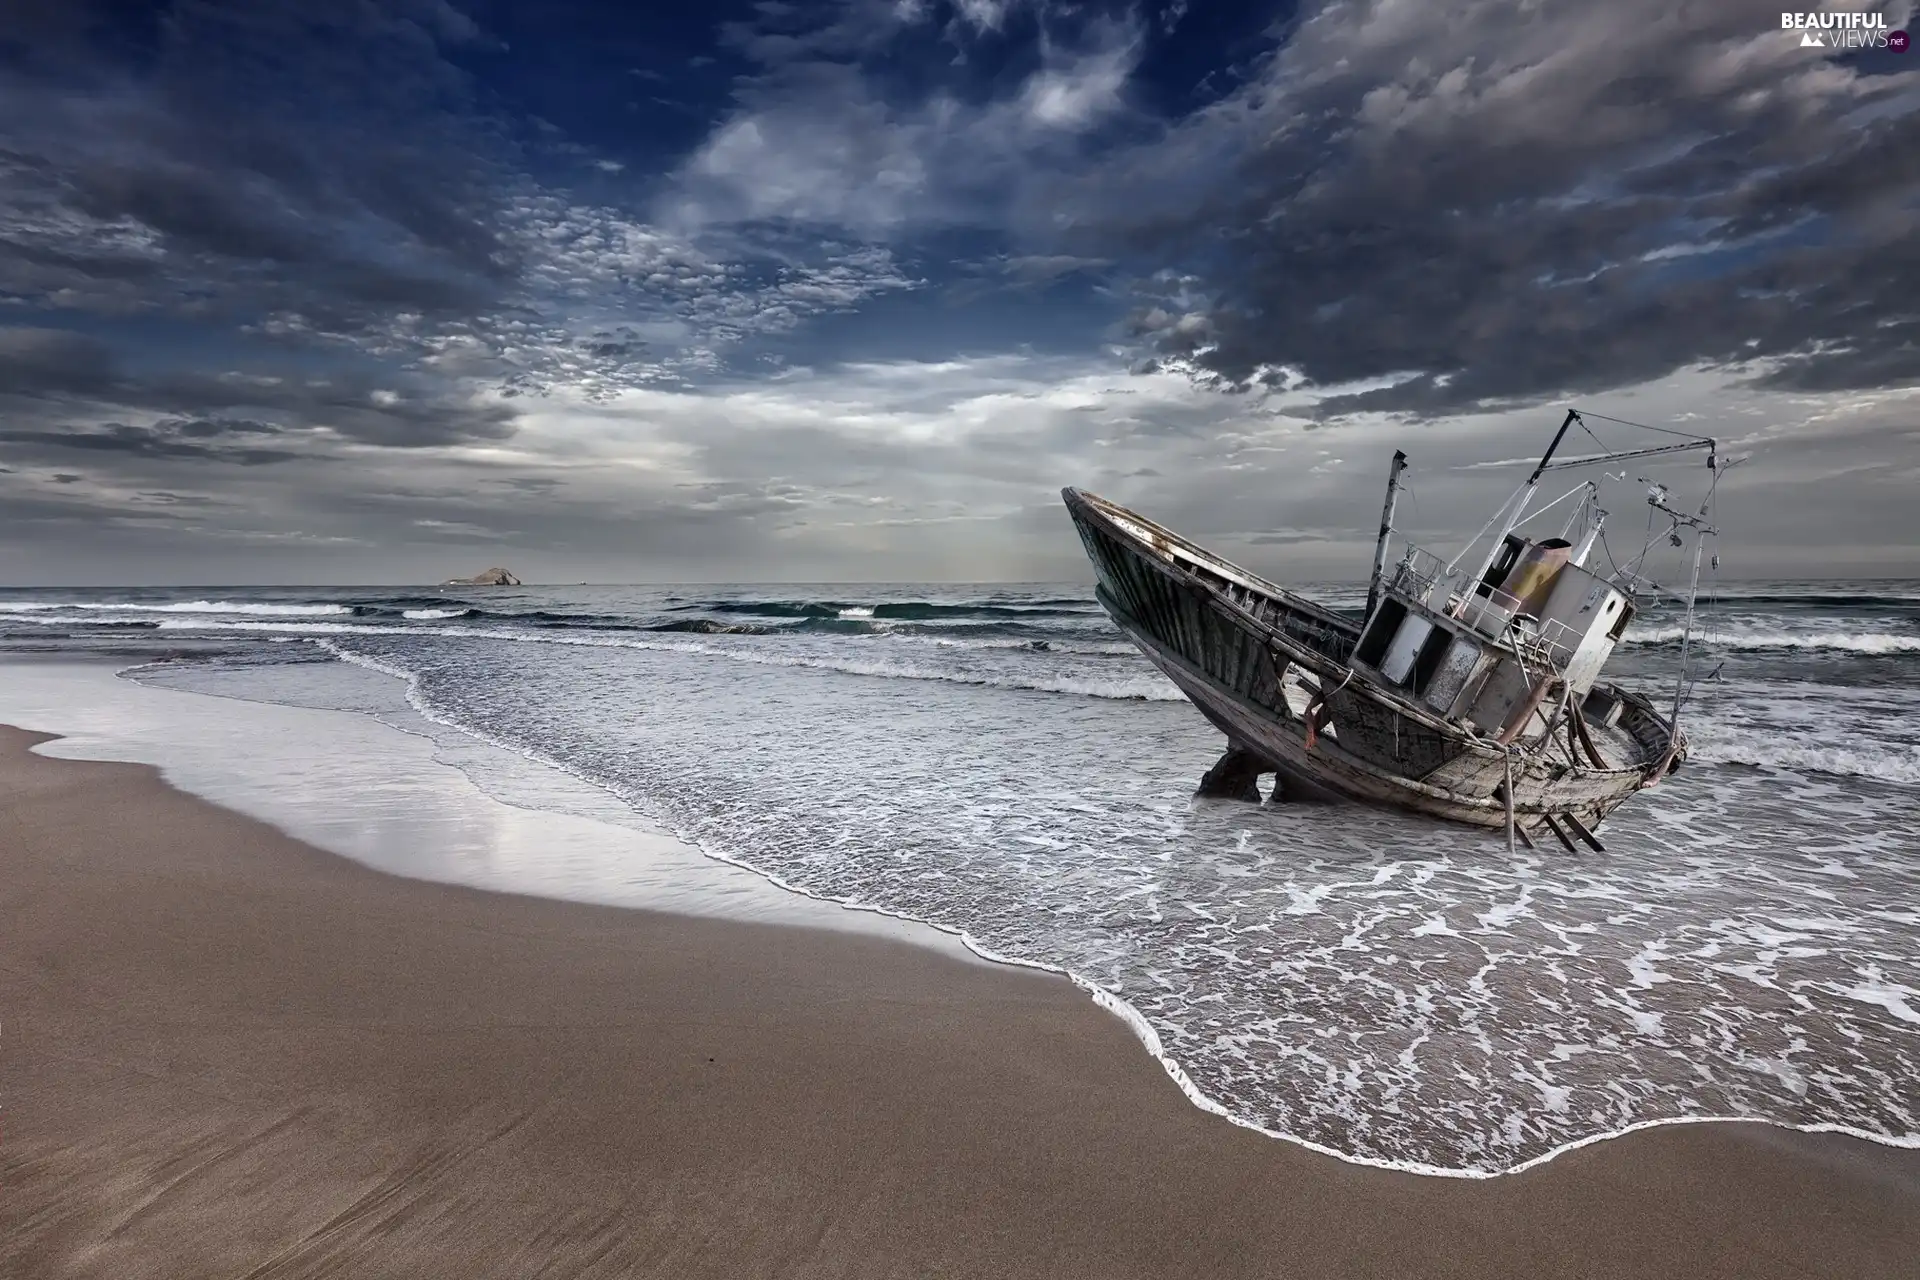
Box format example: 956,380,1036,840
282,630,1920,1176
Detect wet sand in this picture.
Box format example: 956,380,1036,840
3,724,1916,1279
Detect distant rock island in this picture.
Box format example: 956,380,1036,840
442,567,521,586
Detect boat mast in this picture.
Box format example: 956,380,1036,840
1530,409,1583,487
1661,457,1729,741
1365,450,1409,622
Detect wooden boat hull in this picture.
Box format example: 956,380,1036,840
1064,488,1684,832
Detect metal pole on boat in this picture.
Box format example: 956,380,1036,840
1529,410,1584,487
1503,750,1517,854
1460,410,1583,599
1670,524,1708,738
1365,450,1409,622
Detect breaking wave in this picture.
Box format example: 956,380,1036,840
1687,718,1920,785
647,618,773,635
1626,626,1920,654
675,598,1100,621
1707,590,1920,609
132,618,1185,701
0,599,352,617
480,634,1187,702
2,617,161,630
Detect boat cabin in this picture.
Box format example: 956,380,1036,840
1352,532,1634,744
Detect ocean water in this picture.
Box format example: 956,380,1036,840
4,579,1917,1175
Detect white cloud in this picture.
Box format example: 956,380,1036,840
662,10,1143,235
954,0,1014,33
6,343,1918,580
1022,34,1136,129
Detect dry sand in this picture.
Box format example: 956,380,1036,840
3,723,1916,1278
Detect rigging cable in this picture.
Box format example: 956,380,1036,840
1575,413,1612,454
1677,461,1730,710
1610,514,1682,598
1571,409,1717,442
1687,559,1725,707
1664,452,1735,728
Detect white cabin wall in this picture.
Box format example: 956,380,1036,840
1539,565,1630,699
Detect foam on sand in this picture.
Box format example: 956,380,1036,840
0,659,977,958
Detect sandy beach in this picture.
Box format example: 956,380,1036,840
4,723,1917,1279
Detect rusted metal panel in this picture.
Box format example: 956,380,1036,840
1422,635,1486,715
1462,656,1541,739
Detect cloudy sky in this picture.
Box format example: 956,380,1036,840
1,0,1916,585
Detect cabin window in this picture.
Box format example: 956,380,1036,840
1473,534,1525,598
1607,598,1634,641
1410,627,1453,696
1355,599,1406,668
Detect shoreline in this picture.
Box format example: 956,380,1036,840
0,656,977,956
7,657,1919,1178
4,723,1918,1276
30,653,1914,1181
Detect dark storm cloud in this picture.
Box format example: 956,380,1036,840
0,0,516,331
1113,0,1920,416
0,326,117,395
494,476,567,494
0,0,913,418
134,491,227,507
0,421,301,465
162,416,285,439
139,377,519,449
0,324,519,454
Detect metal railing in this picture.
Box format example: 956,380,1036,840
1387,547,1452,609
1450,583,1524,637
1386,543,1582,674
1507,616,1580,674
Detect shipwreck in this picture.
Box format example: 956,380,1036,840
1063,409,1728,849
